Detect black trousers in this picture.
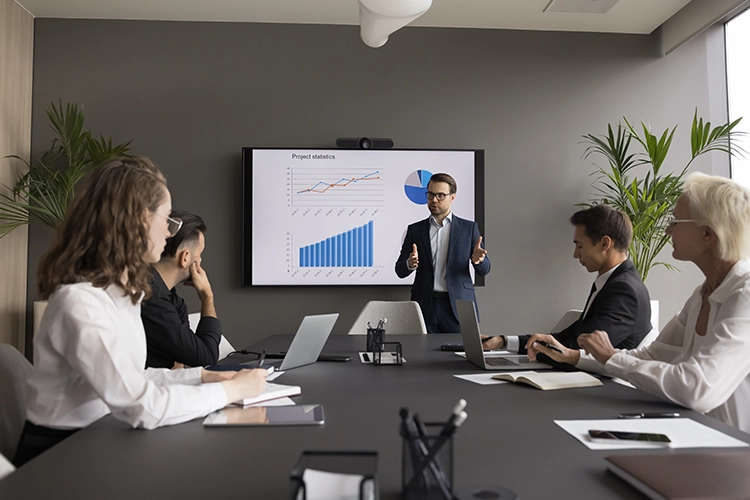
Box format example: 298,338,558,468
425,293,461,333
13,421,79,467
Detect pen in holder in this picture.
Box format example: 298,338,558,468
373,341,403,366
402,423,453,500
366,327,385,352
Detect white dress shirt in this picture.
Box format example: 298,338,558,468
429,212,453,293
506,263,622,353
26,283,228,430
578,258,750,433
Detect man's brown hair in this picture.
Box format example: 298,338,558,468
428,173,457,194
569,204,632,251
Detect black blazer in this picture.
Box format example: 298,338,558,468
141,268,222,368
395,215,490,321
519,259,651,354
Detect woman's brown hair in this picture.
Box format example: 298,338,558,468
38,157,168,303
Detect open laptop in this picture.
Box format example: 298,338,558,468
456,300,552,370
278,313,339,371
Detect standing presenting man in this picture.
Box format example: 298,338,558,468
142,211,222,369
395,173,490,333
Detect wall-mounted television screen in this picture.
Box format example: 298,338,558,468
242,148,485,286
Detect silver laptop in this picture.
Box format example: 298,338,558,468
279,313,339,370
456,300,551,371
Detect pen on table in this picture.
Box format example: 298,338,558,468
257,349,267,368
536,340,563,354
618,412,681,419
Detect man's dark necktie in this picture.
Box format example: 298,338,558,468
580,282,598,322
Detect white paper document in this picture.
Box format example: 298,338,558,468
453,373,509,385
454,350,511,358
299,468,374,500
358,352,406,364
555,418,750,450
610,377,636,389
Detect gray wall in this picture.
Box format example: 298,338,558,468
28,19,723,349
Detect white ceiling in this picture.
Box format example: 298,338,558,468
15,0,693,34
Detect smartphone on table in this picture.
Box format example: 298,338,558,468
588,429,671,444
441,342,464,352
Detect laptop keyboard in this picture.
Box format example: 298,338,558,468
485,356,519,367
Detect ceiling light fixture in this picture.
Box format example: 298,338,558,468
358,0,432,48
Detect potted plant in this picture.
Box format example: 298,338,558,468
1,100,132,334
580,111,744,341
581,111,745,282
1,100,132,237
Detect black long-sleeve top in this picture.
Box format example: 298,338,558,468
142,268,221,369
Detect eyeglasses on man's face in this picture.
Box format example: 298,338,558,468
155,212,183,237
425,191,452,201
666,216,696,230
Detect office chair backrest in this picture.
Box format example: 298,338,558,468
637,302,661,349
0,451,15,480
550,309,582,333
0,344,32,460
348,301,427,335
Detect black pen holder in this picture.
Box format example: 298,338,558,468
402,423,454,500
366,327,386,352
373,342,403,366
290,450,379,500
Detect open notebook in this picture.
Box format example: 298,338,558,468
492,371,602,390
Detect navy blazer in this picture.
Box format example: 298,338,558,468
395,215,490,321
518,259,651,355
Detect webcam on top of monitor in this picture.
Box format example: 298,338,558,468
336,137,394,149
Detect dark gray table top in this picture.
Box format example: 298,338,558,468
2,334,748,499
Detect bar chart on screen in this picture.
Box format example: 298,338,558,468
298,221,374,268
287,221,383,282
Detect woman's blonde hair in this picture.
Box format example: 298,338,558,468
683,172,750,262
38,157,168,303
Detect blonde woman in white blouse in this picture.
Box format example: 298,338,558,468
14,158,267,466
527,172,750,432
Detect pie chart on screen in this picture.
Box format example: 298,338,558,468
404,170,433,205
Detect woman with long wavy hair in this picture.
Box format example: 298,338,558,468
14,158,267,466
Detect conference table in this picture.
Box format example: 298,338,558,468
1,334,749,499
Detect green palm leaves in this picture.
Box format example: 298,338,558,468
1,101,132,237
582,111,745,282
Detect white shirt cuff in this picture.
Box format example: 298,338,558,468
506,336,520,352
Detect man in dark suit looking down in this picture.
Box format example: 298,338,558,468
482,204,651,357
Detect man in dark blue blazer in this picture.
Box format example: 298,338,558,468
395,173,491,333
